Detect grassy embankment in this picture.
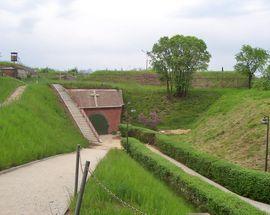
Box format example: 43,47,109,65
0,77,24,103
70,149,196,215
78,70,247,88
62,79,222,130
188,89,270,170
0,83,88,170
60,70,268,170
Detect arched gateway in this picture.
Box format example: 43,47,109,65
89,114,109,135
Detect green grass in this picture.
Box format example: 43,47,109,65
0,77,23,102
58,71,266,170
61,80,222,129
70,149,195,215
187,89,270,170
0,84,88,170
121,137,265,215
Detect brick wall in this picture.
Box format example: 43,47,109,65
83,107,122,133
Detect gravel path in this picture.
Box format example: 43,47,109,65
3,85,26,106
146,145,270,214
0,135,121,215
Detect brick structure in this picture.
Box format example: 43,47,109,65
0,65,37,79
68,89,124,134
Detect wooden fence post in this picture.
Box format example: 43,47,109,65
75,161,90,215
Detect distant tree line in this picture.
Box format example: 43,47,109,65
37,67,79,74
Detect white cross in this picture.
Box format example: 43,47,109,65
90,90,99,107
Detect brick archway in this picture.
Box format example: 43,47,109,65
84,107,122,134
89,113,109,135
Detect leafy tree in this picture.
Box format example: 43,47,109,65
148,37,173,96
262,64,270,79
67,67,78,75
149,35,211,97
234,45,269,89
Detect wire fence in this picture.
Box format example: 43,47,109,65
78,153,146,215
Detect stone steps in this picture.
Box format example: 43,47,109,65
52,84,101,144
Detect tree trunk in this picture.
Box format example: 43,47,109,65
248,74,252,89
166,79,170,97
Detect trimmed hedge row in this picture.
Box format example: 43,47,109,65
120,124,157,144
119,124,270,204
121,137,265,215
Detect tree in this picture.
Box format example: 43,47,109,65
149,35,211,97
67,67,78,75
234,45,269,89
149,36,173,96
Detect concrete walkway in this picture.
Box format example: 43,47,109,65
3,85,26,106
0,135,121,215
146,145,270,214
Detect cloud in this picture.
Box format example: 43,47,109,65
0,0,269,70
175,0,270,18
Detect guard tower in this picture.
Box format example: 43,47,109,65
11,52,18,63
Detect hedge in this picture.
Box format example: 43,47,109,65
119,124,270,204
121,137,265,215
120,124,157,145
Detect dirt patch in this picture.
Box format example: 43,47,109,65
159,129,191,135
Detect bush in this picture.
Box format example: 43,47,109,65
120,124,270,204
121,137,265,215
119,124,157,145
138,111,161,129
253,78,270,90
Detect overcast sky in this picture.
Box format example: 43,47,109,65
0,0,269,71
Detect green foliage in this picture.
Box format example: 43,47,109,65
149,34,211,97
0,84,88,170
253,65,270,90
0,77,23,102
67,67,78,75
37,67,58,73
121,137,265,215
119,124,157,145
70,149,195,214
253,78,270,90
120,124,270,204
234,45,269,88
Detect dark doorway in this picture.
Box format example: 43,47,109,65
89,114,109,135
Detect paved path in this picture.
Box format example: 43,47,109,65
0,135,121,215
3,85,26,106
52,84,101,144
146,145,270,214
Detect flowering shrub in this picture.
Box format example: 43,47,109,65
138,111,161,129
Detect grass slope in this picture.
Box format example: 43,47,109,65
71,149,195,214
79,70,247,88
62,80,222,129
0,84,88,170
61,71,266,170
188,89,270,170
0,77,23,102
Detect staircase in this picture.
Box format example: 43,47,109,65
52,84,101,144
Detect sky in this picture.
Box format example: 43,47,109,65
0,0,269,71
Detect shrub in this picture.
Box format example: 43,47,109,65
253,78,270,90
120,124,270,204
138,111,161,129
119,124,157,145
121,137,265,215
